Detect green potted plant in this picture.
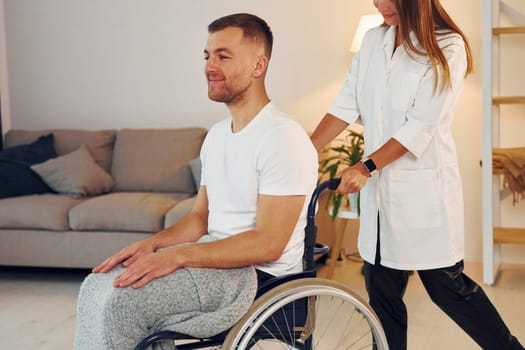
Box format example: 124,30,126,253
318,129,364,219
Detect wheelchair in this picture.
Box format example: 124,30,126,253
135,178,389,350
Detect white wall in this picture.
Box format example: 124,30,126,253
1,0,524,263
2,0,376,131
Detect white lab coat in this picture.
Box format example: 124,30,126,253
329,25,467,270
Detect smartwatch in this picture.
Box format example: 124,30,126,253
361,157,378,177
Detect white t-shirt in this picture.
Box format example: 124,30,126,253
200,102,318,276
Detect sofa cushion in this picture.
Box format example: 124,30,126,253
31,144,114,198
5,129,116,172
0,134,57,199
0,194,84,231
69,192,191,233
111,128,206,193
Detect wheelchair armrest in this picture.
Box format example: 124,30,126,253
255,269,316,298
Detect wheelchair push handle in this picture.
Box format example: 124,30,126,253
307,177,341,225
303,178,341,271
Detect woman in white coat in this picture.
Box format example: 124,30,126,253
311,0,524,349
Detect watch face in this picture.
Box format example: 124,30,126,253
364,158,377,172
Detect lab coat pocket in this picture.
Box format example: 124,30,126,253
390,72,419,113
388,168,442,230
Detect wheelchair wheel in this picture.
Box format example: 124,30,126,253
222,278,388,350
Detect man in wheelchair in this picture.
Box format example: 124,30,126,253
74,13,318,349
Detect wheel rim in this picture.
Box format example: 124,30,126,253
224,279,388,350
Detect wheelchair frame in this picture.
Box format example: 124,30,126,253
134,178,388,350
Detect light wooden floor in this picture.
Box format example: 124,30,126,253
0,260,524,349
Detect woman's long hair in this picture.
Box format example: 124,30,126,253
394,0,473,94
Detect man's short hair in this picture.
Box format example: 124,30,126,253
208,13,273,59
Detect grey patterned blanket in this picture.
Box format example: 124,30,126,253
74,235,257,350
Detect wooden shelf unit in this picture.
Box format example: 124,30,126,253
482,0,525,285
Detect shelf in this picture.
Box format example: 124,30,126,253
493,26,525,35
494,227,525,244
492,96,525,105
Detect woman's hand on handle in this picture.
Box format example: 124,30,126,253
335,162,369,195
334,138,409,194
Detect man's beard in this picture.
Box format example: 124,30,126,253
208,82,250,104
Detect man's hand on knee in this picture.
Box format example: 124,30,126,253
92,238,156,274
112,249,184,288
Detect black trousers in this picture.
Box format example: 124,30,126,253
256,268,275,285
364,229,524,350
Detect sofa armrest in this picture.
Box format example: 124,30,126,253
163,196,197,229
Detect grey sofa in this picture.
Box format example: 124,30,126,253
0,128,206,269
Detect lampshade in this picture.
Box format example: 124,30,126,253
349,14,384,53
